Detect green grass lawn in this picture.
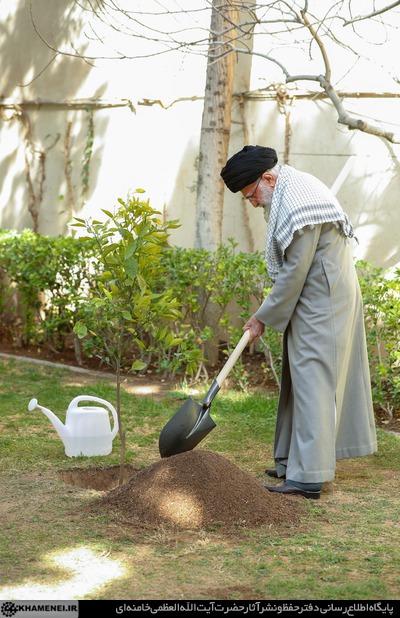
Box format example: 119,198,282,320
0,358,399,601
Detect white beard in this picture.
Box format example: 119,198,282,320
263,205,271,223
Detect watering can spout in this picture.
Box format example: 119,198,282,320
28,398,70,443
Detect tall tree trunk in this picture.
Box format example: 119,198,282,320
195,0,238,251
195,1,238,365
230,0,256,251
195,1,253,365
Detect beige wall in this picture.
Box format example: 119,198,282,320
1,1,399,270
222,97,400,269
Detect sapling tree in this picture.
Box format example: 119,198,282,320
72,192,183,482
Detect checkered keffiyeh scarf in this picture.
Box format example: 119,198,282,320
266,165,356,281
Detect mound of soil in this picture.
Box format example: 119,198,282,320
94,450,306,530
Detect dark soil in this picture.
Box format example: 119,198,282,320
58,464,140,491
58,456,307,532
0,334,276,384
91,451,307,530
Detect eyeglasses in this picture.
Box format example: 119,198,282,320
245,177,261,201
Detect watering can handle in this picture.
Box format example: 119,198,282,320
215,329,250,388
68,396,119,439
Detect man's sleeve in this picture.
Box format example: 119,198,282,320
254,224,321,332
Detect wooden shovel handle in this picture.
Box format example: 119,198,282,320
215,329,251,387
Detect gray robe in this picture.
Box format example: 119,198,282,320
255,222,377,483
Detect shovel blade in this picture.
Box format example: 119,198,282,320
158,396,216,458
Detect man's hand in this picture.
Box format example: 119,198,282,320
243,315,265,343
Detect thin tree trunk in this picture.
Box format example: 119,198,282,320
195,0,238,252
195,0,239,365
195,1,256,364
116,365,126,487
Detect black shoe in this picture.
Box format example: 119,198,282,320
265,483,320,500
265,468,286,479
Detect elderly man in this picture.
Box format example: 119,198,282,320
220,145,377,499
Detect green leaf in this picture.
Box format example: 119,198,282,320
124,242,138,259
171,337,183,346
137,274,147,291
101,209,115,218
131,360,147,371
124,257,138,279
103,288,113,300
73,321,87,338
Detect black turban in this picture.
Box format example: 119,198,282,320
220,145,278,193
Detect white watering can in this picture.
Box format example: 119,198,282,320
28,396,119,457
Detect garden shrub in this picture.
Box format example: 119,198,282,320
0,228,99,353
71,195,193,379
0,227,398,414
356,261,400,416
160,240,282,386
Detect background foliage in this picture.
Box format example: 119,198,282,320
0,226,398,414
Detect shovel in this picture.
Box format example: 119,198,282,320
159,329,250,458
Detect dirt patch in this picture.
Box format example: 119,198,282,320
90,450,307,531
58,464,140,491
374,408,400,433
